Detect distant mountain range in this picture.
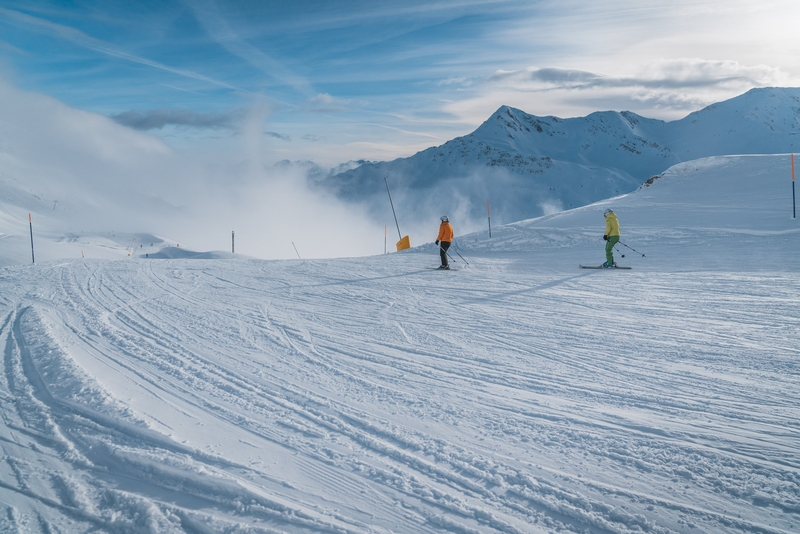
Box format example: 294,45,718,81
317,87,800,227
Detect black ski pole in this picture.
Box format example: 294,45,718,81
452,239,470,265
439,245,456,264
618,240,645,257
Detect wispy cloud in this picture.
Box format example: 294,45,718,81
445,58,792,124
437,76,472,87
161,83,205,96
110,108,244,131
266,131,290,141
187,0,312,95
0,7,242,92
490,60,786,91
302,93,350,113
0,39,30,56
258,0,514,34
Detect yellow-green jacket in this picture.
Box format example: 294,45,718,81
605,213,620,237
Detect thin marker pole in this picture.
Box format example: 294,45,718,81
28,213,35,264
292,242,301,259
486,200,492,238
384,177,402,240
792,154,796,219
232,230,235,254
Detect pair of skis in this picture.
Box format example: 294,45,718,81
429,267,631,271
427,265,629,271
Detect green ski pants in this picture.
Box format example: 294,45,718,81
605,235,620,264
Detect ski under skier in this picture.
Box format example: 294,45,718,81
435,216,454,269
603,208,620,267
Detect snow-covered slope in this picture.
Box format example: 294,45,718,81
2,155,798,533
322,87,800,229
664,87,800,159
455,154,799,271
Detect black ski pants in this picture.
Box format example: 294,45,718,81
439,241,451,267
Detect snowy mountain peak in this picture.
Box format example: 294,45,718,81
473,105,559,146
688,86,800,121
321,87,800,233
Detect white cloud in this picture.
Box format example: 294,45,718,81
444,59,796,123
303,93,350,113
436,76,472,87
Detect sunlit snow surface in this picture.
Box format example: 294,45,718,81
1,155,799,533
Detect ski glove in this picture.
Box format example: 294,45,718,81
603,235,608,241
435,240,439,245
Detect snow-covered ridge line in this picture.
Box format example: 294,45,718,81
321,87,800,226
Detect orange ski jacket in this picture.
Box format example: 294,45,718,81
437,222,454,242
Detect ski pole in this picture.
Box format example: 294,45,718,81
618,240,645,257
452,239,470,265
439,245,456,264
452,248,469,265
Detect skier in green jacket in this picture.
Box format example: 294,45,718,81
603,209,620,267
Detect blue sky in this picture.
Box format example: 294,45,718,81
1,0,799,166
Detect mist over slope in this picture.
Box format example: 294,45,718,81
0,81,380,264
321,87,800,238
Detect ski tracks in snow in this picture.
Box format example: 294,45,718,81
0,256,798,533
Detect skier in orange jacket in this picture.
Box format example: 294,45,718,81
434,216,454,269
